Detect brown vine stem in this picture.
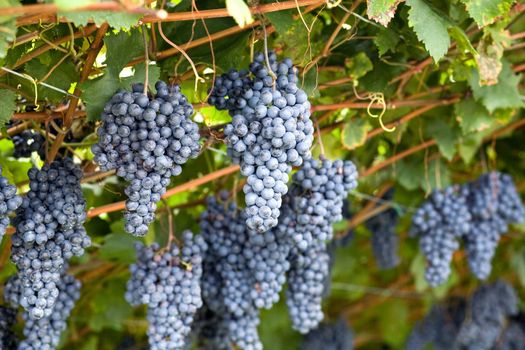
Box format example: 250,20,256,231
0,121,29,139
0,25,98,78
138,1,323,64
13,0,323,26
365,97,460,139
47,23,109,163
310,99,449,112
86,164,240,218
359,140,438,178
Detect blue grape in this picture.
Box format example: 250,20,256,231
92,81,201,236
300,318,353,350
125,231,207,350
0,305,18,349
410,185,471,286
286,243,330,334
462,172,525,279
209,52,314,233
12,130,46,159
0,165,22,239
10,158,90,319
365,190,399,270
5,270,81,350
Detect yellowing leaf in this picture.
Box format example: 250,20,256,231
341,118,371,150
367,0,401,27
461,0,516,27
454,99,494,134
344,52,373,80
226,0,254,28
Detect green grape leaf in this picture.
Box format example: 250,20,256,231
460,0,516,27
80,73,121,121
341,118,371,150
105,29,144,76
0,89,16,127
265,10,294,35
0,0,18,59
344,52,373,80
98,233,139,263
455,99,494,134
367,0,402,26
396,158,423,191
374,28,400,56
406,0,451,61
511,248,525,288
469,61,524,112
60,11,141,30
273,13,323,64
88,278,133,331
426,119,459,161
121,63,161,92
458,132,484,164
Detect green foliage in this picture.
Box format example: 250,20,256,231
406,0,451,61
0,0,18,59
1,1,525,349
367,0,401,26
342,118,371,150
0,89,16,127
469,60,524,112
61,12,141,29
460,0,516,27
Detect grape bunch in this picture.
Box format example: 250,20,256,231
0,305,18,349
495,313,525,350
462,172,525,279
286,243,330,334
10,158,90,319
457,280,518,350
208,51,314,233
406,300,466,350
199,194,281,350
280,158,358,250
12,130,46,159
92,81,201,236
410,185,471,286
300,318,353,350
125,231,207,350
365,191,399,270
407,281,518,350
5,270,81,350
0,165,22,239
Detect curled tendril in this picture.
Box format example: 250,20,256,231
353,82,394,132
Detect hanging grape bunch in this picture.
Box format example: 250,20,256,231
410,185,471,286
0,165,22,239
462,172,525,279
12,130,46,159
5,270,81,350
301,318,354,350
279,157,358,250
208,51,314,233
365,190,400,270
92,81,201,236
125,231,207,350
10,158,90,319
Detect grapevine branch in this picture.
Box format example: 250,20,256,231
11,0,324,26
86,164,240,218
0,25,98,78
47,23,109,163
